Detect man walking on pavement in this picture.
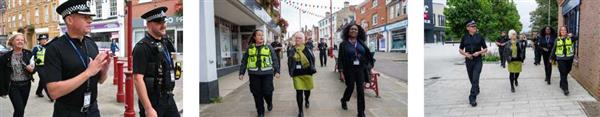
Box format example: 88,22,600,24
459,20,487,107
496,31,508,68
32,34,53,102
317,39,328,67
40,0,111,116
271,40,283,65
133,6,181,117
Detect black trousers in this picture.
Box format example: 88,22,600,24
498,46,506,66
341,67,366,115
541,52,552,82
35,78,51,98
52,102,100,117
9,81,31,117
319,51,327,66
296,90,310,112
557,60,573,91
534,47,541,64
249,74,274,115
465,58,482,103
509,73,520,89
138,93,181,117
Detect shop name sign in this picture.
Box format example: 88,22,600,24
165,16,183,25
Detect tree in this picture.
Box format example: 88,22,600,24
529,0,558,34
444,0,522,42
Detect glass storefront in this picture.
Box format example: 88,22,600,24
391,29,406,51
215,17,241,69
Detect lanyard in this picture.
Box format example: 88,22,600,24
67,38,91,91
160,42,173,68
353,41,360,58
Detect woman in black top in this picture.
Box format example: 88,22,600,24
535,26,556,85
0,33,35,117
337,24,375,117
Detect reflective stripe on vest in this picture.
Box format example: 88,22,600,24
247,45,272,71
555,37,574,57
35,47,46,66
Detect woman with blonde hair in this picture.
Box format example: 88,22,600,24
287,32,316,117
503,30,526,93
0,33,35,117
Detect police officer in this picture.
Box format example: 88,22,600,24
459,20,488,107
40,0,111,116
550,26,577,96
239,29,280,117
317,39,328,67
133,7,180,117
33,34,52,101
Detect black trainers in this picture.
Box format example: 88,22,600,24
267,104,273,111
305,101,310,108
341,100,347,110
470,102,477,107
36,93,44,97
564,90,570,96
298,112,304,117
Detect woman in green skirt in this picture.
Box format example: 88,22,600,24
503,29,526,92
287,31,316,117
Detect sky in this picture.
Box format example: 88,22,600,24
433,0,538,32
280,0,365,38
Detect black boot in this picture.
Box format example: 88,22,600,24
341,99,347,110
564,90,570,96
298,111,304,117
514,77,519,87
257,113,264,117
510,76,515,93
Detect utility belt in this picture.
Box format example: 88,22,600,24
144,76,174,95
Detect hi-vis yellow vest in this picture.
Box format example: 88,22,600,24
247,45,272,71
35,46,46,66
555,37,574,58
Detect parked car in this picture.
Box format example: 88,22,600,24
0,44,9,57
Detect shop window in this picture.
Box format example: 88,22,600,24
563,6,580,61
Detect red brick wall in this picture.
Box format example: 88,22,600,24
132,0,181,19
559,0,600,100
355,0,388,30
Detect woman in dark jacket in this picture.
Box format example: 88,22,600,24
337,24,375,117
503,30,526,93
287,32,317,117
535,26,557,85
0,33,35,117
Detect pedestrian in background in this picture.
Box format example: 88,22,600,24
503,30,526,93
496,31,508,68
0,33,35,117
338,24,375,117
458,20,488,107
317,39,328,67
239,29,280,117
287,32,317,117
551,26,577,96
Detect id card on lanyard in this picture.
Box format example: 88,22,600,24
159,42,175,82
67,38,92,109
353,42,360,65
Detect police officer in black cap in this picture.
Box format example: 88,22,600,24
459,20,488,107
33,34,53,101
133,6,180,117
39,0,111,116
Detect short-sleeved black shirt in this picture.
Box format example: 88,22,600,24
460,33,488,54
39,33,99,107
132,33,176,91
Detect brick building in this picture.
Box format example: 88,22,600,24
1,0,60,49
557,0,600,100
132,0,183,52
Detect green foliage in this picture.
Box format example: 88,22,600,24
444,0,522,41
529,0,558,34
483,54,500,62
210,96,223,103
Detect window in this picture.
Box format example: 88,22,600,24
361,20,367,28
372,14,378,25
34,8,38,24
96,0,102,18
361,7,365,14
45,6,49,23
138,0,151,3
110,0,117,16
372,0,378,8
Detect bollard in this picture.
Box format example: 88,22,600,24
124,71,135,117
116,62,125,103
113,56,118,85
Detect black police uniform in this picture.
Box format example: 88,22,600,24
40,33,101,117
34,34,52,99
40,1,101,116
133,6,180,117
459,32,487,105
